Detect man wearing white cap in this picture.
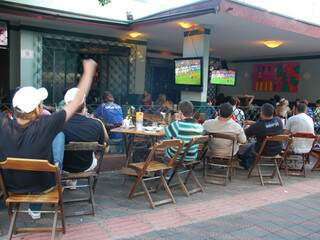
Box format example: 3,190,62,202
62,87,107,175
0,59,97,219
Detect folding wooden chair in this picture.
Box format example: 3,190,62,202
168,136,209,196
0,158,65,240
204,133,238,185
0,185,3,200
248,135,291,186
311,147,320,171
284,132,318,177
62,142,106,216
128,139,183,209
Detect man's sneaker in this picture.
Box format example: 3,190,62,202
65,180,77,190
28,208,41,220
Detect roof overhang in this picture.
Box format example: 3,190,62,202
1,0,320,60
220,0,320,39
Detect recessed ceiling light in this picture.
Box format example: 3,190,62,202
128,32,142,38
178,21,195,29
262,40,284,48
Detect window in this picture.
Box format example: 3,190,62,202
0,21,8,49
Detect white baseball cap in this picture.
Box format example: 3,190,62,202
12,87,48,113
64,88,79,104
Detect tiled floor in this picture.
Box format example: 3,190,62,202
1,165,320,240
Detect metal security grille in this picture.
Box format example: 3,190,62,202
41,33,137,105
108,56,129,104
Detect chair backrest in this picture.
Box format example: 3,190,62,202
290,132,318,154
209,132,237,159
291,132,317,139
64,142,106,174
181,136,210,162
142,139,184,172
257,134,291,157
143,113,166,125
0,158,62,200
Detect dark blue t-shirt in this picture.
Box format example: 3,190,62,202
95,102,123,139
245,117,284,156
0,110,66,193
63,114,104,172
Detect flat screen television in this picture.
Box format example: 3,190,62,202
175,57,203,88
210,69,236,86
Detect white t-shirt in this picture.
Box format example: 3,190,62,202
286,113,314,153
203,117,247,157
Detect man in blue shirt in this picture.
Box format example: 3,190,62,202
95,91,123,140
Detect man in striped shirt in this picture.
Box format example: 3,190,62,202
164,100,204,161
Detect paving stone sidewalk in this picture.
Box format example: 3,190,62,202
1,168,320,240
131,193,320,240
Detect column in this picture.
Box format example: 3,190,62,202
181,27,210,103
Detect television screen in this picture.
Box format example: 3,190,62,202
175,58,202,86
210,70,236,86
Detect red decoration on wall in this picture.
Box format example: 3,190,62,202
252,62,300,93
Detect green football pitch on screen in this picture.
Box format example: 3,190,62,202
175,71,201,85
211,76,235,85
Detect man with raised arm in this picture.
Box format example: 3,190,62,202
0,59,97,219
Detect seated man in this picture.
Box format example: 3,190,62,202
0,59,97,219
163,100,203,161
203,103,247,157
95,91,123,138
285,103,314,153
314,99,320,134
238,103,284,169
95,91,123,153
62,88,108,174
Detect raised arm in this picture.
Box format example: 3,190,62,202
246,95,255,105
64,59,97,121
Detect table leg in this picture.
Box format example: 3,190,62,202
124,135,134,167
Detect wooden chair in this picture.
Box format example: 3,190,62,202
0,185,3,200
311,139,320,171
204,133,238,185
167,136,209,196
62,142,106,216
0,158,65,240
248,135,291,186
128,139,183,209
284,132,318,177
143,113,167,125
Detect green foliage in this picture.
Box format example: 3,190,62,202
98,0,111,6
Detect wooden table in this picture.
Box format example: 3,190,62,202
111,127,165,175
111,127,164,137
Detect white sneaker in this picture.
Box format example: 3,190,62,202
65,180,77,190
28,208,41,220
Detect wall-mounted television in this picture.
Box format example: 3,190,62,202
175,57,203,89
210,69,236,86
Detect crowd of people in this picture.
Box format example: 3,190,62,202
0,59,319,222
165,98,315,172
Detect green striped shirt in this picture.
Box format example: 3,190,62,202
164,119,203,161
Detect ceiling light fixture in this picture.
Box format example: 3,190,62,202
128,32,142,38
178,21,195,29
262,40,283,48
